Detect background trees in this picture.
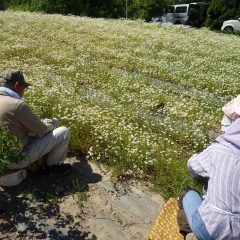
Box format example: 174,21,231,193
2,0,240,30
4,0,168,19
0,0,8,10
206,0,240,29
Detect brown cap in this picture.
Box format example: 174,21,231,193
0,69,30,87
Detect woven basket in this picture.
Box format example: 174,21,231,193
148,198,184,240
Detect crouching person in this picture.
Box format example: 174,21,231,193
0,69,72,176
182,119,240,240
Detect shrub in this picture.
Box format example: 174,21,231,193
206,0,240,30
8,0,80,14
0,128,26,172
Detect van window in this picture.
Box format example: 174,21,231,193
175,6,188,13
165,6,174,14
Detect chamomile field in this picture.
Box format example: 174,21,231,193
0,10,239,197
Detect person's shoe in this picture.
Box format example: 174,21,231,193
186,232,198,240
40,163,73,177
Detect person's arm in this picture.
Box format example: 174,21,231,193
187,148,212,179
15,102,56,136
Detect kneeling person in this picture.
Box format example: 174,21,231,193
182,119,240,240
0,69,72,176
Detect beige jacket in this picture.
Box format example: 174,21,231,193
0,90,55,148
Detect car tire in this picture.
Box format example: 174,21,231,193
224,26,234,32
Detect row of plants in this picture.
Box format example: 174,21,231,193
0,11,239,197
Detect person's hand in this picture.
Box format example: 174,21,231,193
52,118,60,127
42,118,60,127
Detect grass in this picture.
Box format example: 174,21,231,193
31,188,58,205
0,10,239,198
72,179,87,206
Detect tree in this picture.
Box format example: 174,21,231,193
167,0,210,4
0,0,8,10
127,0,167,21
6,0,168,20
206,0,240,30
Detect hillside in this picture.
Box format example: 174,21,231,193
0,10,240,197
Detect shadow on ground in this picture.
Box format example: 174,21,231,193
0,156,101,240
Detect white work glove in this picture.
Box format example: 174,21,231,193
42,118,60,128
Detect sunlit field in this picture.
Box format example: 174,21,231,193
1,11,240,197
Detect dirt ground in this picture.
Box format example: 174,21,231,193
0,156,164,240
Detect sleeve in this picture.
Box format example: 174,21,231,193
221,114,233,132
15,102,56,136
187,148,212,178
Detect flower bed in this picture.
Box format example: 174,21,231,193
0,11,239,197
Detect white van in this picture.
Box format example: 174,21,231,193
160,2,208,27
161,4,189,25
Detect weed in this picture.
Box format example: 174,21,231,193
31,188,58,205
72,179,87,206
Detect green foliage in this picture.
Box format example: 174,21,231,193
153,156,202,198
8,0,70,13
0,127,26,171
206,0,240,30
77,0,124,18
127,0,166,21
72,179,87,206
31,187,58,203
0,0,8,10
7,0,168,20
168,0,210,4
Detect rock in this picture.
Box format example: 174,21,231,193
17,223,28,232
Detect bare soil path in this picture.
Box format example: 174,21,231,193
0,157,164,240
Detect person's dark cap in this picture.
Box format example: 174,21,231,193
0,69,30,87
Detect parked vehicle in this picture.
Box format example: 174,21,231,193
221,18,240,32
161,4,188,25
151,17,161,23
160,2,208,27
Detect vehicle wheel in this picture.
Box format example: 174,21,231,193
224,26,233,32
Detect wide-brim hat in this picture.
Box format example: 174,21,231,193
0,69,30,87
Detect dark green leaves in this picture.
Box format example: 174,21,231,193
0,128,26,172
